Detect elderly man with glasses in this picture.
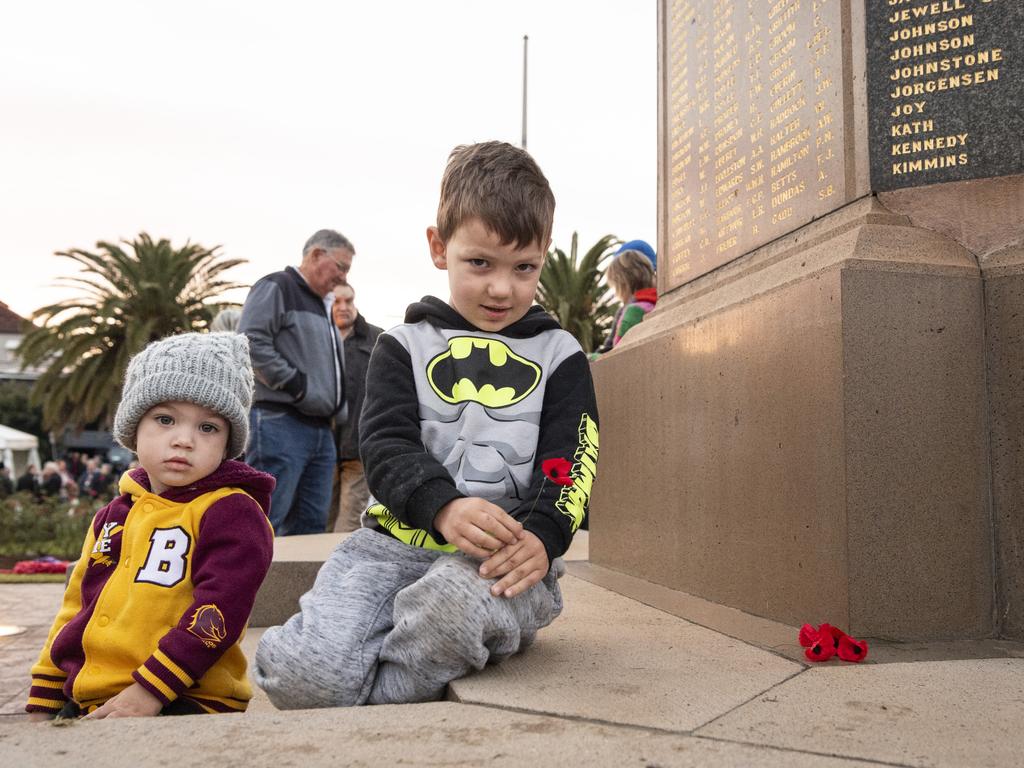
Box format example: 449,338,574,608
240,229,355,535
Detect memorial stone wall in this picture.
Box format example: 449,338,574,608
664,0,849,288
591,0,1024,641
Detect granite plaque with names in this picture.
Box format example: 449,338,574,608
663,0,848,290
866,0,1024,192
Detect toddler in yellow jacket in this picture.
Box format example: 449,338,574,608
26,332,275,720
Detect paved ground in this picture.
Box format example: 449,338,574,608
3,532,1024,767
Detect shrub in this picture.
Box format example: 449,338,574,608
0,492,107,560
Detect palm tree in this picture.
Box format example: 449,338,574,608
19,233,246,431
536,232,620,353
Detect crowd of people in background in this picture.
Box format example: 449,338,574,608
0,452,118,503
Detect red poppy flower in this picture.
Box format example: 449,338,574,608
818,623,846,649
541,458,574,487
799,622,844,648
804,633,836,662
798,623,818,648
837,634,869,662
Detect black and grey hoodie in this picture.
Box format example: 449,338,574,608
359,296,599,566
239,267,345,420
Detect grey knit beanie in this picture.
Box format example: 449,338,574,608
113,332,254,459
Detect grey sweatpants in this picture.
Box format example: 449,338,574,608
253,528,564,709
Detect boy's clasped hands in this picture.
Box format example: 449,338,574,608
434,497,548,599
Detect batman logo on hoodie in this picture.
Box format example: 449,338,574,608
426,337,541,408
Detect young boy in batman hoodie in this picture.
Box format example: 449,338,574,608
255,141,599,708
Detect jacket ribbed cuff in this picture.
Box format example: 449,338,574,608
132,649,195,706
26,674,67,713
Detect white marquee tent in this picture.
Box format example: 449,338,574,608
0,424,41,478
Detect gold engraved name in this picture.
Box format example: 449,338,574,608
889,48,1002,80
714,155,747,184
770,128,811,161
892,154,968,174
771,181,806,209
770,144,811,177
891,119,935,136
891,133,967,155
889,0,965,24
889,68,999,97
889,33,974,60
770,20,797,49
770,96,807,128
888,14,972,41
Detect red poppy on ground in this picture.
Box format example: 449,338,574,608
818,622,846,649
798,622,868,663
541,458,574,487
804,631,836,662
800,622,844,649
838,634,869,662
798,623,818,647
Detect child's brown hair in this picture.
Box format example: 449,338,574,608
606,249,656,300
436,141,555,249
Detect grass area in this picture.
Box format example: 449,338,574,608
0,573,67,584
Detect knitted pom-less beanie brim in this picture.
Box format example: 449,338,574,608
112,332,254,459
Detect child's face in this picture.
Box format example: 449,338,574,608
427,218,546,332
135,401,229,495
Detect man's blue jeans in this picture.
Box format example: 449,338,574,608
247,407,337,536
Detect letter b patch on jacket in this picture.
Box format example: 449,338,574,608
135,527,191,587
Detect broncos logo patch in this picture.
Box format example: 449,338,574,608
427,337,541,408
187,604,227,648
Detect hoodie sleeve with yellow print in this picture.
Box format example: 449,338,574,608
26,461,275,715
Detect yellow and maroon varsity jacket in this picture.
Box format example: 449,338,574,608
26,460,275,715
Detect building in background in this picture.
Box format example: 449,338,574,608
0,301,42,382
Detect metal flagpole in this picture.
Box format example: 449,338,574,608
522,35,528,149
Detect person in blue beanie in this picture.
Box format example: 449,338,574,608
591,239,657,357
615,239,656,272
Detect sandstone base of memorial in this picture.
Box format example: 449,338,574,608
589,195,994,641
880,175,1024,640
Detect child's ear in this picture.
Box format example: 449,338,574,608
426,226,448,270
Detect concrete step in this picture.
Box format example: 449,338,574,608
250,533,348,627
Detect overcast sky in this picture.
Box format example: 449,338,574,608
1,1,656,329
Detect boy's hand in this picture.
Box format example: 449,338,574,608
82,683,162,719
27,711,54,723
435,497,524,559
479,531,549,598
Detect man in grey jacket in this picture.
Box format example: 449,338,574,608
239,229,353,535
